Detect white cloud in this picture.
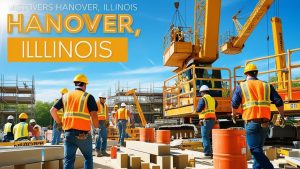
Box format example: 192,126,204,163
36,80,70,86
109,66,174,76
147,58,156,66
45,67,82,73
118,63,129,70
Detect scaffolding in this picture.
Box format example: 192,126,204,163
0,75,35,127
108,82,163,123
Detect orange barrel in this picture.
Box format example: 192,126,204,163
110,146,117,159
212,128,247,169
156,130,171,144
139,128,155,142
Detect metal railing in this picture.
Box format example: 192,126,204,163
163,26,193,51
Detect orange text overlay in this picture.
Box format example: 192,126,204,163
7,37,128,62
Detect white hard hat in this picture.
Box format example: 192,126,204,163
121,103,126,107
29,119,36,124
7,115,14,120
98,92,107,98
200,85,210,92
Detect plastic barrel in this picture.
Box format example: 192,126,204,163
156,130,171,144
139,128,155,142
212,128,247,169
110,146,117,159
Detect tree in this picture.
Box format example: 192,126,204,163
34,101,54,127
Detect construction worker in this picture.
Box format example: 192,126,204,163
95,92,109,157
52,88,68,145
29,119,42,140
232,63,285,169
194,85,217,157
2,115,15,142
114,103,133,146
50,74,99,169
13,112,29,141
111,105,119,126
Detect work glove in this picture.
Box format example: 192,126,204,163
231,113,238,124
56,122,63,131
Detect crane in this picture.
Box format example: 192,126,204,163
125,88,147,127
220,0,274,54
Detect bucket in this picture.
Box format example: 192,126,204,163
156,130,171,144
110,146,117,159
212,128,247,169
139,128,155,142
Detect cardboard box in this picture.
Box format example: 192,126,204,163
43,160,59,169
15,162,42,169
129,156,141,169
126,141,170,155
117,153,128,168
156,156,172,169
0,148,42,166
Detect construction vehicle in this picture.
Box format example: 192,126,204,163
162,0,234,138
125,89,147,127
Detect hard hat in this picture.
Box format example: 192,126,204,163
98,92,107,98
7,115,14,120
199,85,210,92
73,74,88,84
19,112,28,119
121,103,126,107
114,105,119,108
59,88,68,95
29,119,36,124
244,63,258,74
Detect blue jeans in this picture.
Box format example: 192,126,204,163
64,130,93,169
51,121,62,145
200,119,215,155
246,122,274,169
117,120,127,145
3,133,14,142
95,120,107,152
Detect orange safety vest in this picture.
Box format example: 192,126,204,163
198,94,216,119
97,102,108,120
62,90,91,131
54,99,64,120
117,108,128,120
240,80,271,121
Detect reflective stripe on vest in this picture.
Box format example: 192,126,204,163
13,122,28,140
97,102,107,120
199,94,216,119
62,90,91,131
240,80,271,120
117,108,128,120
4,123,12,134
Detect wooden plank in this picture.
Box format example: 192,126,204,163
0,148,42,166
156,156,172,169
265,147,277,160
42,160,59,169
0,166,14,169
121,147,156,163
141,162,150,169
172,153,188,169
150,163,160,169
117,153,128,168
126,141,170,155
129,156,141,169
15,162,42,169
285,157,300,167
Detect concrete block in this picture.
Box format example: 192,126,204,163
0,166,14,169
117,153,128,168
156,156,172,169
121,147,156,163
129,156,141,169
42,160,59,169
59,159,63,169
141,162,150,169
15,162,42,169
0,148,42,166
42,146,64,161
126,141,170,155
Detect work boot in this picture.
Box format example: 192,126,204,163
96,150,102,157
101,151,109,156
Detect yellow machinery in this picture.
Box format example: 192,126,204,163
220,0,274,54
0,140,46,147
125,89,147,127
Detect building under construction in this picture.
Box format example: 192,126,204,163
0,75,35,127
108,83,163,125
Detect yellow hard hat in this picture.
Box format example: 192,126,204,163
244,63,258,74
59,88,68,94
73,74,88,84
19,112,28,119
114,105,119,108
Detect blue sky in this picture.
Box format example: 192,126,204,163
0,0,299,102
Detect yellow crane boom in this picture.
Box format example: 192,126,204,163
220,0,274,54
125,89,147,127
